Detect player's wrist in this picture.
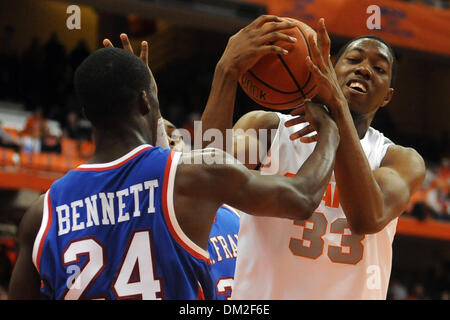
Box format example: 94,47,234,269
325,96,348,123
216,58,241,81
316,120,339,146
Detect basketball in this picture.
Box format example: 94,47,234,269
239,18,317,110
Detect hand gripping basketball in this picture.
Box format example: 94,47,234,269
238,18,318,110
219,15,299,81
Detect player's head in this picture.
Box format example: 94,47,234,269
164,119,185,152
74,47,159,141
333,35,396,116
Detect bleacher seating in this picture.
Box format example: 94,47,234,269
0,103,94,190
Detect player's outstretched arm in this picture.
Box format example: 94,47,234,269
201,15,297,149
174,103,339,250
301,18,426,234
8,195,44,299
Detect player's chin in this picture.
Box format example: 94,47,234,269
345,94,368,115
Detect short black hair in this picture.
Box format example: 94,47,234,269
74,47,153,127
334,35,397,87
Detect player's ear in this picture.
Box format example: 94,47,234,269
139,90,151,115
380,88,394,108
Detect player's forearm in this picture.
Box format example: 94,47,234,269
201,61,238,149
333,104,385,234
290,125,340,215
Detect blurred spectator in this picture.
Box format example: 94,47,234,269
22,106,48,139
41,130,62,154
0,121,20,152
20,37,44,110
438,157,450,187
21,106,48,153
408,283,429,300
0,25,19,101
0,245,12,290
63,111,85,140
0,286,7,300
42,33,67,109
389,279,409,300
21,106,61,154
405,157,450,221
68,40,90,73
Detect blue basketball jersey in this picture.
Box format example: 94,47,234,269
32,144,215,300
208,204,240,300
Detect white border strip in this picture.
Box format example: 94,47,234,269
32,190,50,271
222,204,241,218
77,144,152,169
166,152,210,259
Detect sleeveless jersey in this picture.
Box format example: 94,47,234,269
208,204,240,300
232,113,396,300
32,144,215,300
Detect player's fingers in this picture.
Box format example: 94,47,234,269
285,115,306,128
256,32,297,45
300,134,319,143
307,33,326,72
289,125,316,140
317,18,331,67
103,39,114,48
258,44,289,56
120,33,134,53
140,41,149,66
251,15,284,28
260,20,297,35
290,104,306,116
306,56,326,82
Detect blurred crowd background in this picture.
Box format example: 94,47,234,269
0,0,449,300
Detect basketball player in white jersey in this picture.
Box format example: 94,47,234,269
200,18,426,299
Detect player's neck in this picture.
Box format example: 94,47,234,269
350,111,376,140
88,128,150,164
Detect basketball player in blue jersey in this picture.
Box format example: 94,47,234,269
8,15,341,300
163,118,240,300
207,205,240,300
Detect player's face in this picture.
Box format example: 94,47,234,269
334,39,394,116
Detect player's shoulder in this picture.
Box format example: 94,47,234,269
366,127,424,169
234,110,280,131
383,144,425,169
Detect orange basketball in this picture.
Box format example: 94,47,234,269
239,18,317,110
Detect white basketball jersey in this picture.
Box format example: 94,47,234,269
232,112,397,300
